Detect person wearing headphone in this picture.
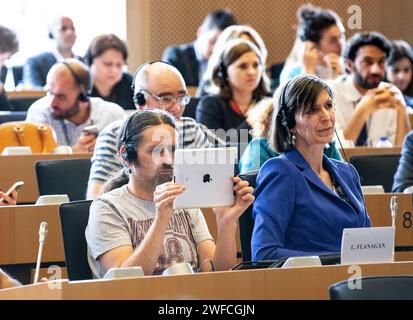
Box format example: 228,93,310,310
85,34,135,110
25,59,125,153
23,15,82,89
251,75,371,261
86,109,254,278
196,39,271,143
280,4,345,83
86,61,212,199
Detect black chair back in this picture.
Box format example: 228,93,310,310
35,158,91,201
237,170,258,261
59,200,93,280
329,276,413,300
349,154,401,192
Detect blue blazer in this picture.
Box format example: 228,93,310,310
251,148,371,261
162,42,200,86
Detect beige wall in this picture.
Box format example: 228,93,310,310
126,0,413,72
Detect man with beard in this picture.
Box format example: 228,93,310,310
328,32,410,147
26,59,125,153
85,109,254,277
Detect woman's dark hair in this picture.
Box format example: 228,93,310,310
386,40,413,96
212,38,270,100
344,32,391,62
103,109,176,193
269,75,333,153
85,33,128,66
298,4,342,44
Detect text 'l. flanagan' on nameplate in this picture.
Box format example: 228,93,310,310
341,226,395,265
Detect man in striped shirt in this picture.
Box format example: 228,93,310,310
86,61,212,199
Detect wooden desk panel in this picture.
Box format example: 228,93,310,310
364,193,413,248
6,90,46,98
0,153,92,203
0,204,64,265
1,261,413,300
340,147,401,160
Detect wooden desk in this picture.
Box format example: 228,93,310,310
0,153,92,203
365,193,413,248
340,147,401,160
0,204,64,266
6,90,46,98
1,261,413,300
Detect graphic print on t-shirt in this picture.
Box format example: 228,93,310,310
127,210,198,274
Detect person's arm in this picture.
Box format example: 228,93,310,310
0,268,21,289
342,87,398,143
86,125,123,199
394,99,410,146
97,182,185,276
197,177,254,271
393,133,413,192
71,133,96,153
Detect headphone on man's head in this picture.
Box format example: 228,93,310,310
131,60,174,106
61,61,90,102
120,112,139,162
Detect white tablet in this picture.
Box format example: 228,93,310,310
173,147,237,209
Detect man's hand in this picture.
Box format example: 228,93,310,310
153,182,185,221
213,177,255,225
71,133,97,153
302,41,319,75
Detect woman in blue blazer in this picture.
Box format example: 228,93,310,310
251,75,371,261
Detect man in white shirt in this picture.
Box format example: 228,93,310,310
328,32,410,147
26,59,125,153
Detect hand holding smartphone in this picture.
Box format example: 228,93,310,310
0,181,24,204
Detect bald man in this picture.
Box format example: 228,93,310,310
23,15,83,88
86,61,211,199
26,59,125,153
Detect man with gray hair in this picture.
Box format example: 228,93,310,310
86,61,212,199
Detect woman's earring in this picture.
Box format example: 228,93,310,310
291,133,296,146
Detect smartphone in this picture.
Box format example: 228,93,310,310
0,181,24,203
83,125,99,136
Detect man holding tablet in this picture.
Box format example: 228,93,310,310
85,109,254,277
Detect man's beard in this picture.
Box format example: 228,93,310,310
51,101,80,120
153,164,174,188
353,67,383,90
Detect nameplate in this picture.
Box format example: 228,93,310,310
341,227,395,265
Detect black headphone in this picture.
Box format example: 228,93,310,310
131,60,174,106
278,79,296,146
120,112,139,162
216,58,227,80
61,61,90,102
48,31,54,39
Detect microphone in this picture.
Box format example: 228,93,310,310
34,221,48,284
390,196,398,228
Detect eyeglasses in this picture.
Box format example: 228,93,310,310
140,89,191,106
